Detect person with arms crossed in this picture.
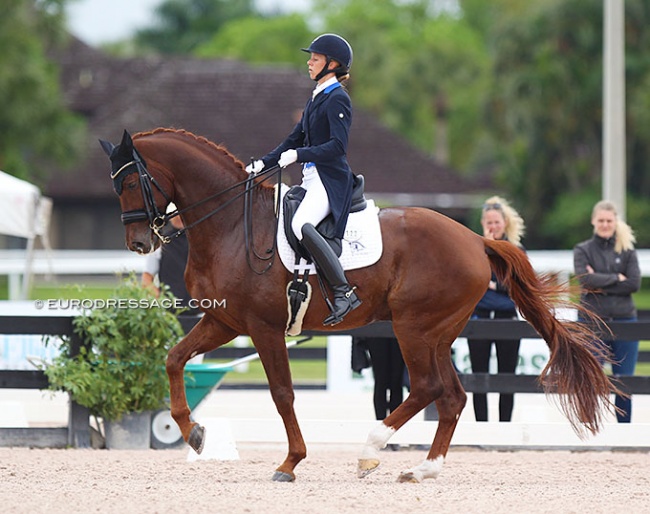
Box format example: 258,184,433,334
573,200,640,423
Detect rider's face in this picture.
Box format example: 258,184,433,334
308,52,332,82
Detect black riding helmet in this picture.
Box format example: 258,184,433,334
301,33,353,82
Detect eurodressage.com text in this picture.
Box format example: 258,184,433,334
34,298,227,310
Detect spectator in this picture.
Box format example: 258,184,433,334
467,196,526,422
354,336,406,441
141,203,198,315
573,200,640,423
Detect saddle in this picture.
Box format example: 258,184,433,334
282,174,368,260
283,174,367,336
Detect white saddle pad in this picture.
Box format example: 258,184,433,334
276,184,383,274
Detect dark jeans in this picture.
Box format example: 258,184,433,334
581,315,639,423
468,310,520,422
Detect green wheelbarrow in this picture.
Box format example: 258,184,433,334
150,339,304,449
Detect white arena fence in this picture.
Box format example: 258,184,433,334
2,249,650,300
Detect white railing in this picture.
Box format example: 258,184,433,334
0,250,147,299
2,249,650,300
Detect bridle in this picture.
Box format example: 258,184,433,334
112,148,283,274
111,152,170,229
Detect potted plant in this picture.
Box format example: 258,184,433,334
44,274,184,449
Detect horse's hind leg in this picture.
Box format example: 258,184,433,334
357,322,467,483
249,328,306,482
397,330,467,483
357,326,442,478
166,315,238,453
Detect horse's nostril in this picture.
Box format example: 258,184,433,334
131,241,147,254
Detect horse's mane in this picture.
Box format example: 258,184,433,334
133,127,247,170
133,128,277,197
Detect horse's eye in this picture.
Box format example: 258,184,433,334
126,180,138,191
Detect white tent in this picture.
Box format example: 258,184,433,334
0,170,53,299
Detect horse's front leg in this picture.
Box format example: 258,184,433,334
166,315,237,453
250,329,306,482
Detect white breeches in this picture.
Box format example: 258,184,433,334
291,164,331,240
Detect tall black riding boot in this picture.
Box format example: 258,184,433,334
301,223,362,326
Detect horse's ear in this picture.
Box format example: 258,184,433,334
98,139,115,156
120,129,133,149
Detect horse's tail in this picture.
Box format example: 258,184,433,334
483,238,618,437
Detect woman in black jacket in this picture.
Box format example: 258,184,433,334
468,196,526,422
574,200,641,423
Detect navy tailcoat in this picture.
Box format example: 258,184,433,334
262,82,354,239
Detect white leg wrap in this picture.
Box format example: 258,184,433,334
360,422,395,460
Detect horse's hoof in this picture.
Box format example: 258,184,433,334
397,471,422,483
188,424,206,454
357,458,380,478
272,471,295,482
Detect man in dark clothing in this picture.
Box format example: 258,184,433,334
142,205,198,315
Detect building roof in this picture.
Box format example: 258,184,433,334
47,37,489,210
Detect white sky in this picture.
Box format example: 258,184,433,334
65,0,311,45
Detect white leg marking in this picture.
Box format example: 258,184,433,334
360,422,395,460
402,455,445,482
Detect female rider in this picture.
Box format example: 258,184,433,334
246,33,361,326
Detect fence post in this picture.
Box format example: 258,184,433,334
66,328,91,448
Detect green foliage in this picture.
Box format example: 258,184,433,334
315,0,492,170
627,197,650,248
485,0,650,247
134,0,256,54
195,14,312,67
44,275,184,421
540,189,600,249
0,0,84,181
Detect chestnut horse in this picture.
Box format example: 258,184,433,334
100,128,616,483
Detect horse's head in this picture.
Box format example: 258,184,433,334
99,130,172,254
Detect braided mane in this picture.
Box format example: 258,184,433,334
133,127,246,170
132,128,277,202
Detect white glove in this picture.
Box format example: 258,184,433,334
245,160,264,174
278,149,298,168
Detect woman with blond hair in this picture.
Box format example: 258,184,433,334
573,200,641,423
467,196,526,422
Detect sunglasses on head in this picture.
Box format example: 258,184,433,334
482,202,502,211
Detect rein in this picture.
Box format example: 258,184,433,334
162,165,281,242
115,151,283,274
244,165,283,275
